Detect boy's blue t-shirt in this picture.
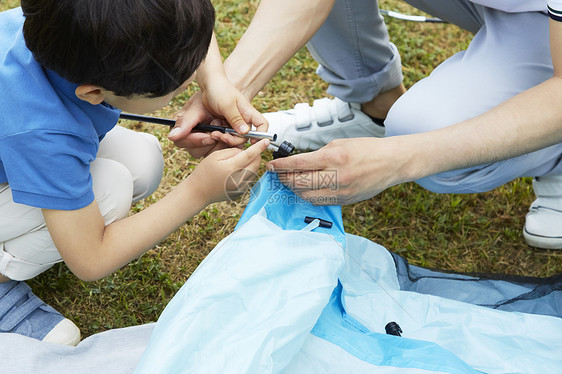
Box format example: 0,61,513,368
0,7,120,210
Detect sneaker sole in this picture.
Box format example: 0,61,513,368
42,318,81,346
523,229,562,250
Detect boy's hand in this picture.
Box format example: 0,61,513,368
170,80,268,158
190,139,270,204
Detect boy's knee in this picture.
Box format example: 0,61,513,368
91,159,134,225
129,133,164,202
1,227,61,281
97,128,164,203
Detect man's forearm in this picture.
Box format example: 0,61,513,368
196,33,227,90
401,76,562,184
224,0,335,99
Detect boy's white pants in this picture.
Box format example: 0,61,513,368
0,126,164,281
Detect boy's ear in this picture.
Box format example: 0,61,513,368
75,85,105,105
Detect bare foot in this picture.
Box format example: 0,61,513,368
360,83,406,120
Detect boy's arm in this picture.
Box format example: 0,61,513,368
42,140,269,281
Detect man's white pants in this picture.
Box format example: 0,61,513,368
0,126,164,281
386,8,562,193
311,1,562,192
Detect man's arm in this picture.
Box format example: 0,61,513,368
174,33,267,137
170,0,335,154
224,0,335,99
267,19,562,205
407,19,562,176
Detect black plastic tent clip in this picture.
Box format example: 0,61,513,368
271,141,295,159
385,322,403,336
304,216,333,229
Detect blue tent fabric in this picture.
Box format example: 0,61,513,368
309,283,480,374
236,172,346,246
134,172,562,373
1,171,561,373
134,212,346,373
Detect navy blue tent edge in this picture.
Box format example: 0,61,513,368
390,252,562,318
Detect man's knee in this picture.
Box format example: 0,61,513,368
384,86,444,137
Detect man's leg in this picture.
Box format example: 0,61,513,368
384,9,562,248
313,0,484,104
307,0,403,106
385,9,557,191
265,0,481,150
266,0,403,150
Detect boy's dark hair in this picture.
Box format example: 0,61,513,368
21,0,215,97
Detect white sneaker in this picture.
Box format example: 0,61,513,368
0,280,81,346
523,175,562,249
42,318,81,346
264,97,385,151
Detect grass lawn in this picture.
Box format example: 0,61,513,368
1,0,561,338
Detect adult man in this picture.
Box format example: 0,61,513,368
171,0,562,249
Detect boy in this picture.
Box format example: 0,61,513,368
0,0,269,346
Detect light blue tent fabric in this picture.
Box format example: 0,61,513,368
1,172,560,373
134,173,562,373
1,323,154,373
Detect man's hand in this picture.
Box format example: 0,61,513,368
267,138,409,205
169,80,268,158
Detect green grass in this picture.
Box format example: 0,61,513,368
1,0,561,338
